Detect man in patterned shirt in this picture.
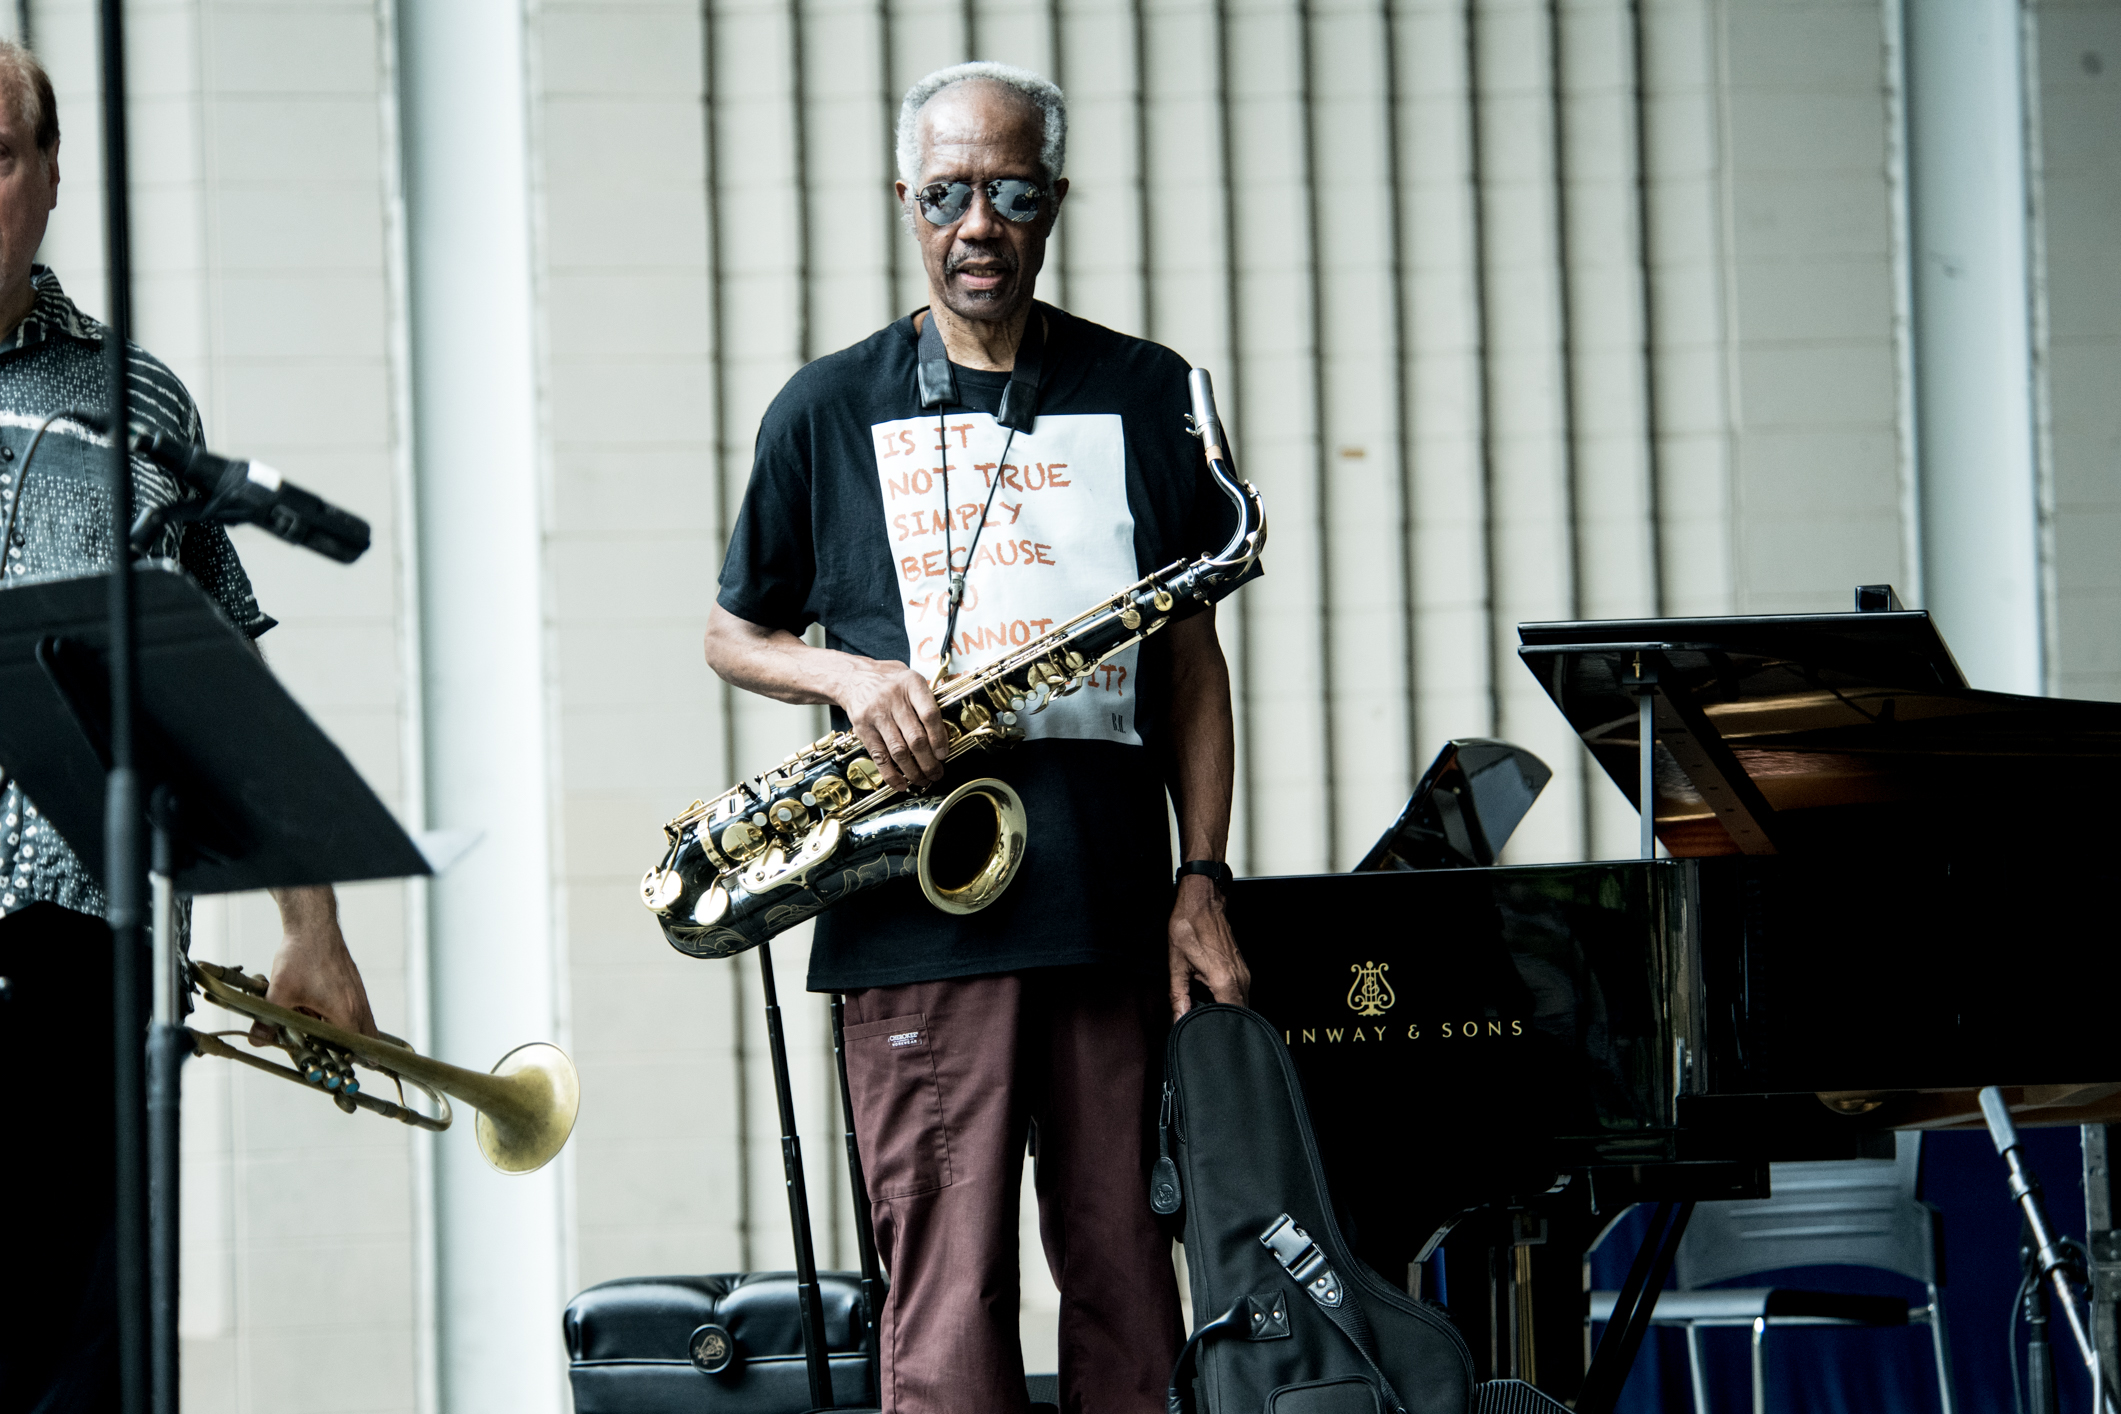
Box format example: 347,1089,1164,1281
0,40,380,1411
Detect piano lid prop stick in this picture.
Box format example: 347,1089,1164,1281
1629,655,1657,860
1639,691,1654,859
1982,1087,2115,1414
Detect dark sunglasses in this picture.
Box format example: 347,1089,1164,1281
915,177,1045,226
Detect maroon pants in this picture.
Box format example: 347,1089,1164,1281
841,969,1185,1414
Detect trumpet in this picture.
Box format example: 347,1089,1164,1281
183,958,580,1175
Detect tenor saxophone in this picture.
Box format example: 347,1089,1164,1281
641,368,1266,958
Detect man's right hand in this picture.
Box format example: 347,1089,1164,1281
838,657,951,791
702,605,952,790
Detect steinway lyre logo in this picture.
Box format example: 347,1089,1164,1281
1346,961,1395,1017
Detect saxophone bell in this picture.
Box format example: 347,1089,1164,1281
649,775,1028,958
918,777,1028,915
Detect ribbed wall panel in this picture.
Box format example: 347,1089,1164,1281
33,0,2106,1397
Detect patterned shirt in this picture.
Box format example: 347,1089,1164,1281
0,266,273,922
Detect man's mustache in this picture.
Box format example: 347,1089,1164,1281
946,246,1018,276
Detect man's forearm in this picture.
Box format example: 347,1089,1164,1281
1165,609,1235,862
704,602,854,706
706,602,951,789
270,882,338,934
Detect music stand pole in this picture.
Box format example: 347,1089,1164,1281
147,789,186,1414
94,0,152,1410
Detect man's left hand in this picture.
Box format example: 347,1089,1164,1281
1168,874,1249,1019
249,885,379,1046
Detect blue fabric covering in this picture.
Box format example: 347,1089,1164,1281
1590,1128,2095,1414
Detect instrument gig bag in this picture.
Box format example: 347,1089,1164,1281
1161,1003,1477,1414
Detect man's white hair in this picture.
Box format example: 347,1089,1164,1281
895,62,1066,189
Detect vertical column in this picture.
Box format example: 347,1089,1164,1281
1641,0,1733,620
1469,0,1583,862
397,2,567,1411
1562,0,1662,857
1904,0,2042,692
1223,0,1330,875
1135,0,1243,861
1310,0,1412,859
1401,0,1493,778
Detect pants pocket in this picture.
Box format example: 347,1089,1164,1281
843,1011,954,1198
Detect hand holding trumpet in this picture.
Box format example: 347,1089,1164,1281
247,884,378,1047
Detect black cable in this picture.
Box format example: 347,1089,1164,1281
935,406,1015,679
2012,1265,2034,1414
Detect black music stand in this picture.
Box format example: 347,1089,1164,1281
0,564,430,1409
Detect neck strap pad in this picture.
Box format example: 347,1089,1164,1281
916,306,1045,431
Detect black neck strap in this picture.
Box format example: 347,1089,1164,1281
915,305,1045,431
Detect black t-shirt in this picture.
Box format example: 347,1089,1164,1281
717,302,1252,991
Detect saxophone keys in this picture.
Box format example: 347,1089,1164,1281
719,820,767,863
694,884,731,926
641,867,684,914
847,758,885,792
769,799,810,830
810,774,852,813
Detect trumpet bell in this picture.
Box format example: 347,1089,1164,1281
476,1042,581,1174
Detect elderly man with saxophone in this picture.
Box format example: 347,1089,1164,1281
0,40,380,1413
704,60,1253,1414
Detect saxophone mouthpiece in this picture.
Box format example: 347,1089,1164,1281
1187,368,1227,464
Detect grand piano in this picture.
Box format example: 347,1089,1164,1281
1228,589,2121,1403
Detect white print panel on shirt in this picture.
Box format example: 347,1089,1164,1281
872,410,1142,746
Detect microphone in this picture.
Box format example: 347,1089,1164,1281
133,432,371,564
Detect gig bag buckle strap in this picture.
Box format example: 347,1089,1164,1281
1261,1213,1344,1308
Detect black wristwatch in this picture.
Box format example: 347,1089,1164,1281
1176,859,1233,894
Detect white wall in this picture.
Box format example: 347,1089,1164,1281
2032,0,2121,702
22,0,2111,1407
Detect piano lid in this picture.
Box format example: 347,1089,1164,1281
1517,595,2121,857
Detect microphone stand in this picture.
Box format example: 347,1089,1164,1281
2025,1220,2060,1414
94,3,156,1414
1981,1088,2113,1414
